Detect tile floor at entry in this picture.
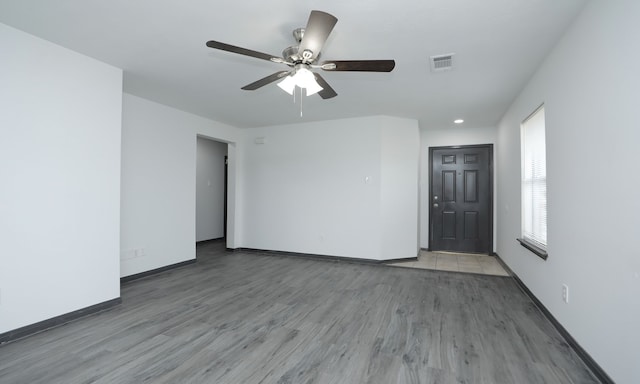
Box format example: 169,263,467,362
388,250,510,276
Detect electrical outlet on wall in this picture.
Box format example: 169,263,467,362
562,284,569,303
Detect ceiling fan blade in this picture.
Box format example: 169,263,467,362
241,71,290,90
298,10,338,62
313,73,338,99
321,60,396,72
206,40,282,63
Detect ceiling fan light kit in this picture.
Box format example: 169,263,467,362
206,10,395,106
277,64,323,96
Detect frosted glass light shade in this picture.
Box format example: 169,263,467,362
303,80,323,96
277,67,323,96
277,75,296,95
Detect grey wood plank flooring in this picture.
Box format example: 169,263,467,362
0,241,599,383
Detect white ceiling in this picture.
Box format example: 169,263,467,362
0,0,587,129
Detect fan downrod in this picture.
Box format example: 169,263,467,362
293,28,305,43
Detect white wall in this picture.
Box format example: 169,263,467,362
419,126,497,249
380,124,421,258
0,24,122,333
120,93,240,277
240,116,419,260
496,2,640,383
196,137,227,242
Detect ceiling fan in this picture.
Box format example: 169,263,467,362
206,10,395,99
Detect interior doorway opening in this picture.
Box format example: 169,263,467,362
196,136,228,242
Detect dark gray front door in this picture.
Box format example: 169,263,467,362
429,145,493,253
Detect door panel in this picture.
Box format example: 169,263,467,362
464,211,479,239
442,211,456,239
430,145,492,253
442,171,456,202
464,170,478,202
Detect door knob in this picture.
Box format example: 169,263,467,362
433,203,439,207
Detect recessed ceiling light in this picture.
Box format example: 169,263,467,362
454,119,464,124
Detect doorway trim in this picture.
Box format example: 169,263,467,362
428,144,494,254
224,155,228,239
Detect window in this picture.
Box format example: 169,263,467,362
519,105,547,259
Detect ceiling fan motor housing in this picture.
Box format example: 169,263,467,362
282,45,300,62
284,28,318,64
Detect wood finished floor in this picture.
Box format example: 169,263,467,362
0,241,598,384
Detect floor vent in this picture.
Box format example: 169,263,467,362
430,53,454,72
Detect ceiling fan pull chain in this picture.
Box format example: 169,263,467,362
300,87,303,117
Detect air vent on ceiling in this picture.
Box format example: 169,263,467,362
430,53,455,72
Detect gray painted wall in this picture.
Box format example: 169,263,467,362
0,23,122,333
240,116,420,260
120,93,240,278
496,1,640,382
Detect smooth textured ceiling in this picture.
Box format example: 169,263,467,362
0,0,587,129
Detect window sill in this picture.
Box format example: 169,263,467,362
517,238,548,260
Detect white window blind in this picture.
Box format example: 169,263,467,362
521,106,547,251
